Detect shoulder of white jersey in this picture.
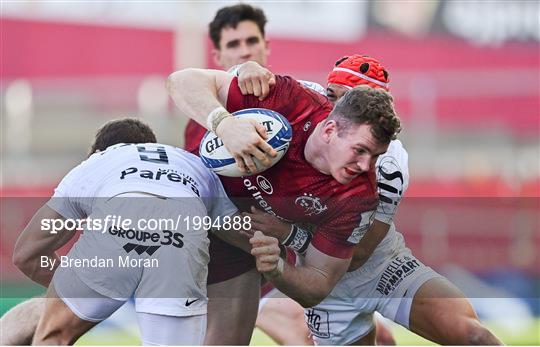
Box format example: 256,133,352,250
94,142,134,157
377,140,409,191
374,140,409,224
51,157,89,198
158,144,226,198
132,143,216,181
298,80,327,96
96,142,197,162
52,143,139,197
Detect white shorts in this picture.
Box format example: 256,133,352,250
305,232,443,345
54,195,209,317
53,265,206,345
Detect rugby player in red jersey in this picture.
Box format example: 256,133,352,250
241,56,502,345
167,67,401,343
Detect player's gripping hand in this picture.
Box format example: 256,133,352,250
242,206,290,242
250,231,283,277
216,117,278,174
237,61,276,101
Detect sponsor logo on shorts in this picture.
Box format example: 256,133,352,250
123,243,161,255
305,308,330,339
376,255,421,295
109,227,184,249
185,298,199,307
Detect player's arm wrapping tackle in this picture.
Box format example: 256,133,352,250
250,231,349,308
210,213,254,254
167,68,277,174
13,205,75,287
242,206,312,255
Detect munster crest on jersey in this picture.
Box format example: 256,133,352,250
295,193,328,216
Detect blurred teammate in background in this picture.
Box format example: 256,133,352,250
183,3,269,153
241,56,502,345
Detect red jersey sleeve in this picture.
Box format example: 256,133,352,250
311,184,378,259
311,206,375,258
226,75,331,123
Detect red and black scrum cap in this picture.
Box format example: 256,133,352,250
327,54,390,91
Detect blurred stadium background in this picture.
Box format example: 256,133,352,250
1,1,539,345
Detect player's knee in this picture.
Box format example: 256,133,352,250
33,324,76,345
463,318,500,345
288,304,306,322
32,328,57,345
12,251,30,274
375,323,396,345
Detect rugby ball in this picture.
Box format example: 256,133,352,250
199,108,292,177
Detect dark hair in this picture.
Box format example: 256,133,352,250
89,118,156,156
328,85,401,144
209,3,267,49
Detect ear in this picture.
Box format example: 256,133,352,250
211,48,221,67
321,120,337,143
264,39,271,57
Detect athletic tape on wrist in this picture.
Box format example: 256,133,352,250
266,257,284,278
227,64,242,77
282,224,311,254
207,106,232,133
281,224,296,245
276,257,284,274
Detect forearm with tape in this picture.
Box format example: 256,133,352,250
227,64,242,76
281,224,312,254
206,106,232,133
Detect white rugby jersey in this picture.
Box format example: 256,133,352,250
48,143,238,221
357,139,409,270
374,139,409,225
